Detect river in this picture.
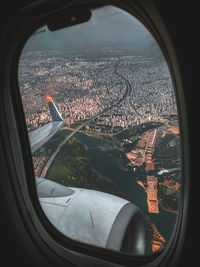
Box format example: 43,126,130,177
60,129,177,242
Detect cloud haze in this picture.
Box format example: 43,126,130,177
23,5,161,55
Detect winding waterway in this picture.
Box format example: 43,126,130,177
61,129,177,242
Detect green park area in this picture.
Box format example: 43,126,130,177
46,137,124,198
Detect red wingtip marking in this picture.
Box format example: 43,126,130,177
45,94,52,102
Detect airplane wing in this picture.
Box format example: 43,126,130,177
29,95,145,254
28,94,65,154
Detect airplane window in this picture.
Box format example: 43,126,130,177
18,5,182,256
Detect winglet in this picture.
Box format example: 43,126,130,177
45,94,63,121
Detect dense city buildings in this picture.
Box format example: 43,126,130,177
19,50,177,132
18,48,181,254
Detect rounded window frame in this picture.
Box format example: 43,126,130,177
5,1,189,266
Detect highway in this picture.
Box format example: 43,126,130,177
40,135,69,178
40,60,133,178
58,60,133,144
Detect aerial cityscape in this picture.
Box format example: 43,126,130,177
18,6,181,256
19,49,177,131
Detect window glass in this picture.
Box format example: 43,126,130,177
18,5,181,255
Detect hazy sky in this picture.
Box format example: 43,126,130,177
23,5,157,52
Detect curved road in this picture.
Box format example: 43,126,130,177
41,60,133,178
64,60,133,142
